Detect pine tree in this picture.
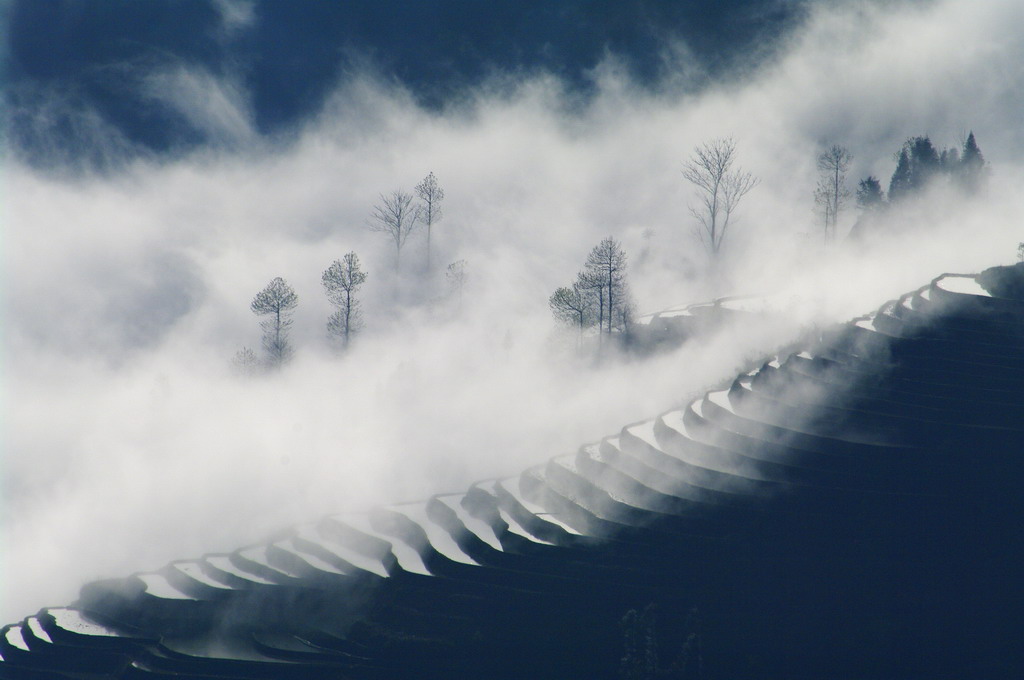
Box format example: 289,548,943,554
939,146,960,172
959,131,986,192
889,136,944,202
856,176,885,210
907,136,940,192
888,147,913,203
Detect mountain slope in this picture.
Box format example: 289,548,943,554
2,265,1023,679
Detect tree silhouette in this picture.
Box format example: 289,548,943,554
250,277,298,368
585,236,632,337
959,131,986,192
551,238,633,351
856,176,885,211
322,252,367,349
369,190,420,272
888,147,913,202
682,138,758,257
813,145,852,244
549,281,594,346
415,172,445,271
907,136,940,192
889,136,942,202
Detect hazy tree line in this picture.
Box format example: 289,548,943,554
821,132,987,240
676,132,987,255
234,172,466,374
236,132,990,372
547,136,760,352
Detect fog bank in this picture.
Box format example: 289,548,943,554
3,0,1024,620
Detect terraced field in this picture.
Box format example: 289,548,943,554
4,266,1023,679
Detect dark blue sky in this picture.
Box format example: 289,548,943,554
5,0,801,165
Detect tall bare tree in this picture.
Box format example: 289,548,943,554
322,252,367,349
415,172,445,271
584,236,630,337
814,145,852,244
369,190,420,272
250,277,298,368
682,138,759,257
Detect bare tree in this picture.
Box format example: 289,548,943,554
584,236,631,337
445,259,467,310
415,172,445,271
814,145,852,244
550,238,633,353
575,269,606,342
322,252,367,349
369,190,420,272
682,138,759,257
250,277,298,368
549,281,594,346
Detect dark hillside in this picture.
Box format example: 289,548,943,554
2,265,1023,679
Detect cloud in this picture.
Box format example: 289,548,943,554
3,0,1024,621
212,0,257,37
141,65,256,147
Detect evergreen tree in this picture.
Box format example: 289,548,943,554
856,176,885,210
250,277,298,368
888,147,913,202
889,136,944,202
939,146,960,172
907,136,940,192
959,131,986,192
